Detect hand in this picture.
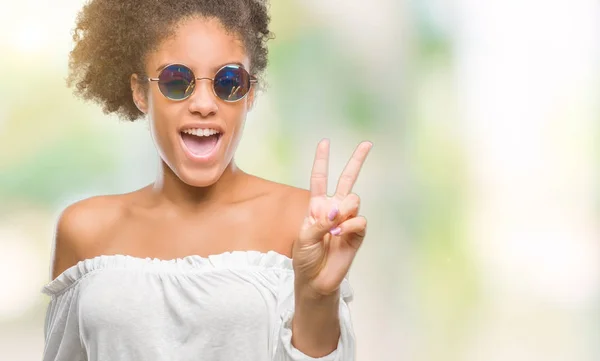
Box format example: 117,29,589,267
293,139,372,297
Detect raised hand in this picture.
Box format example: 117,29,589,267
293,139,372,297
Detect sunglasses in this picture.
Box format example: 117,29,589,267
147,63,257,102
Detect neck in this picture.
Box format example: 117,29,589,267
150,160,248,211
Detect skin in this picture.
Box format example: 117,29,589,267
50,16,372,358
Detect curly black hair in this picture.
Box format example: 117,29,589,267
67,0,273,121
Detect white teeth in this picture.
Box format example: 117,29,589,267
181,128,221,137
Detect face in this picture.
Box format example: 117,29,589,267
132,16,255,187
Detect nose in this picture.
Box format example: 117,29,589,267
187,79,218,117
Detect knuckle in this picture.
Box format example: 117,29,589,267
333,193,345,202
348,193,361,205
317,217,330,230
358,216,367,227
346,192,359,201
341,173,355,183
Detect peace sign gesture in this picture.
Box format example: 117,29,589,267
292,139,373,297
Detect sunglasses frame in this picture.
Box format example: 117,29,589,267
146,63,258,102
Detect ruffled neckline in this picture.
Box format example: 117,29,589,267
42,250,293,296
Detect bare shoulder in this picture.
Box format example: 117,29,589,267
256,178,310,219
253,178,311,256
275,183,311,219
248,175,310,209
50,194,129,280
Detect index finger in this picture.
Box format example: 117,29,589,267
334,141,372,198
310,139,330,198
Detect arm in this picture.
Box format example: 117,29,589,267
273,271,356,361
278,139,371,360
43,198,97,360
291,287,341,357
50,203,83,280
43,196,122,360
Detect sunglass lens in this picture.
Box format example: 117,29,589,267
158,64,195,100
213,65,251,101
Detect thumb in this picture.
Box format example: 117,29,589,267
301,204,340,241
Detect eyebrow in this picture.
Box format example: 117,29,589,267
154,62,246,73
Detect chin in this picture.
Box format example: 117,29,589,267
175,166,225,188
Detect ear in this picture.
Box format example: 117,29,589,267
130,74,148,114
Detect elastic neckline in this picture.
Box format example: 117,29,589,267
42,250,293,296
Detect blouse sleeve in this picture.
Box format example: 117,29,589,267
42,283,85,361
272,271,356,361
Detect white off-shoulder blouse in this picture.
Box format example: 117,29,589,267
41,251,355,361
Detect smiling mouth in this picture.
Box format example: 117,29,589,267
180,128,222,157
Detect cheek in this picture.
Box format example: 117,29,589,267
222,105,249,144
146,87,164,116
147,97,179,157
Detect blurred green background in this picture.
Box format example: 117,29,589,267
1,1,599,360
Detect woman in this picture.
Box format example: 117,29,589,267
42,1,372,360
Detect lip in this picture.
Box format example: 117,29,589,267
178,123,224,164
179,122,225,134
179,133,223,164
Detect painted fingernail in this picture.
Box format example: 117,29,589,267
328,205,339,221
330,227,342,236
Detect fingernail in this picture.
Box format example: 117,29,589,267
328,205,339,221
330,227,342,236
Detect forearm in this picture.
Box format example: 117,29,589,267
291,284,341,357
